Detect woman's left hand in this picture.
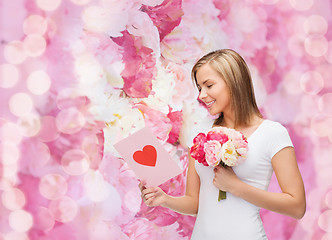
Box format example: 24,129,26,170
213,165,241,193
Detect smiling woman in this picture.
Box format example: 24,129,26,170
139,49,306,240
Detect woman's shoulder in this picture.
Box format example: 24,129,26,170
260,119,290,137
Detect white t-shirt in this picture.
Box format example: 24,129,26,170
191,120,294,240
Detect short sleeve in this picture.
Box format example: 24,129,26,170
269,122,294,159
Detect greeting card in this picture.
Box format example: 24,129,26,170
114,127,183,187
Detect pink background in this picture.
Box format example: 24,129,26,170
1,0,332,239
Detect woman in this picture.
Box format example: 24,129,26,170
139,49,306,239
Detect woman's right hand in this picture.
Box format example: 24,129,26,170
139,181,168,207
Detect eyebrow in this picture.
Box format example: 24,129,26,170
197,79,212,87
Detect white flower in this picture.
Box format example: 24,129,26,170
221,140,238,167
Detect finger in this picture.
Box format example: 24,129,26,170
143,192,156,201
142,187,156,197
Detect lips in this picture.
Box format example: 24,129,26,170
205,100,215,108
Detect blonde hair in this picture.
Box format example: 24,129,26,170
191,49,262,127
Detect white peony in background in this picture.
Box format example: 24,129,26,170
1,0,332,239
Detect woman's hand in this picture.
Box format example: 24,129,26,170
139,181,168,207
213,165,241,193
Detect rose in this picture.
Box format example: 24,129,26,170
190,133,208,166
204,140,222,167
220,140,238,167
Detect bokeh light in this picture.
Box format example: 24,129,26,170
303,15,328,36
304,36,328,57
23,34,47,57
23,15,48,35
55,107,86,134
1,142,20,165
2,188,26,210
3,232,29,240
289,0,313,11
9,93,33,117
1,122,23,144
61,149,90,175
70,0,91,5
4,41,27,65
0,64,20,88
39,174,68,200
310,115,332,137
84,170,112,202
300,71,324,95
8,210,33,232
318,210,332,232
27,70,51,95
33,207,55,231
36,0,62,11
318,93,332,117
17,114,41,137
49,196,78,223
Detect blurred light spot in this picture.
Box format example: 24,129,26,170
3,163,19,182
4,41,27,65
319,93,332,116
27,70,51,95
29,141,51,168
0,64,19,88
37,116,60,142
124,187,141,213
8,210,33,232
36,0,62,11
34,207,55,231
1,143,20,165
49,196,78,223
303,15,328,36
84,170,111,202
55,107,85,134
23,15,48,35
259,0,279,4
232,8,259,33
287,35,304,57
318,210,332,232
18,114,41,137
301,94,319,117
56,88,87,110
70,0,91,5
23,34,47,57
282,70,303,95
325,189,332,209
39,174,68,200
82,6,127,35
1,122,23,144
4,232,29,240
311,115,332,137
300,71,324,95
9,93,33,117
45,17,58,38
304,36,328,57
2,188,26,210
292,114,310,137
61,149,90,175
289,0,313,11
324,41,332,64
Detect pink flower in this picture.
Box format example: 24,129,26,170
190,133,208,166
204,140,222,167
207,127,229,144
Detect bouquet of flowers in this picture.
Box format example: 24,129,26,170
190,126,248,201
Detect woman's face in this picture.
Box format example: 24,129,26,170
196,63,231,116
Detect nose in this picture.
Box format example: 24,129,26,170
198,88,207,100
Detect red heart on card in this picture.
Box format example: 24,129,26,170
133,145,157,167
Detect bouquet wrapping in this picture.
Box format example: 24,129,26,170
190,127,248,201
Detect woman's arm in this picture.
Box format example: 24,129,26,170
140,152,200,215
213,146,306,219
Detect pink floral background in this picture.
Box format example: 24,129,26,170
1,0,332,239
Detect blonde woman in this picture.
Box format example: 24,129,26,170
140,49,306,239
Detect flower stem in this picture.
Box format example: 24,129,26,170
218,190,226,201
